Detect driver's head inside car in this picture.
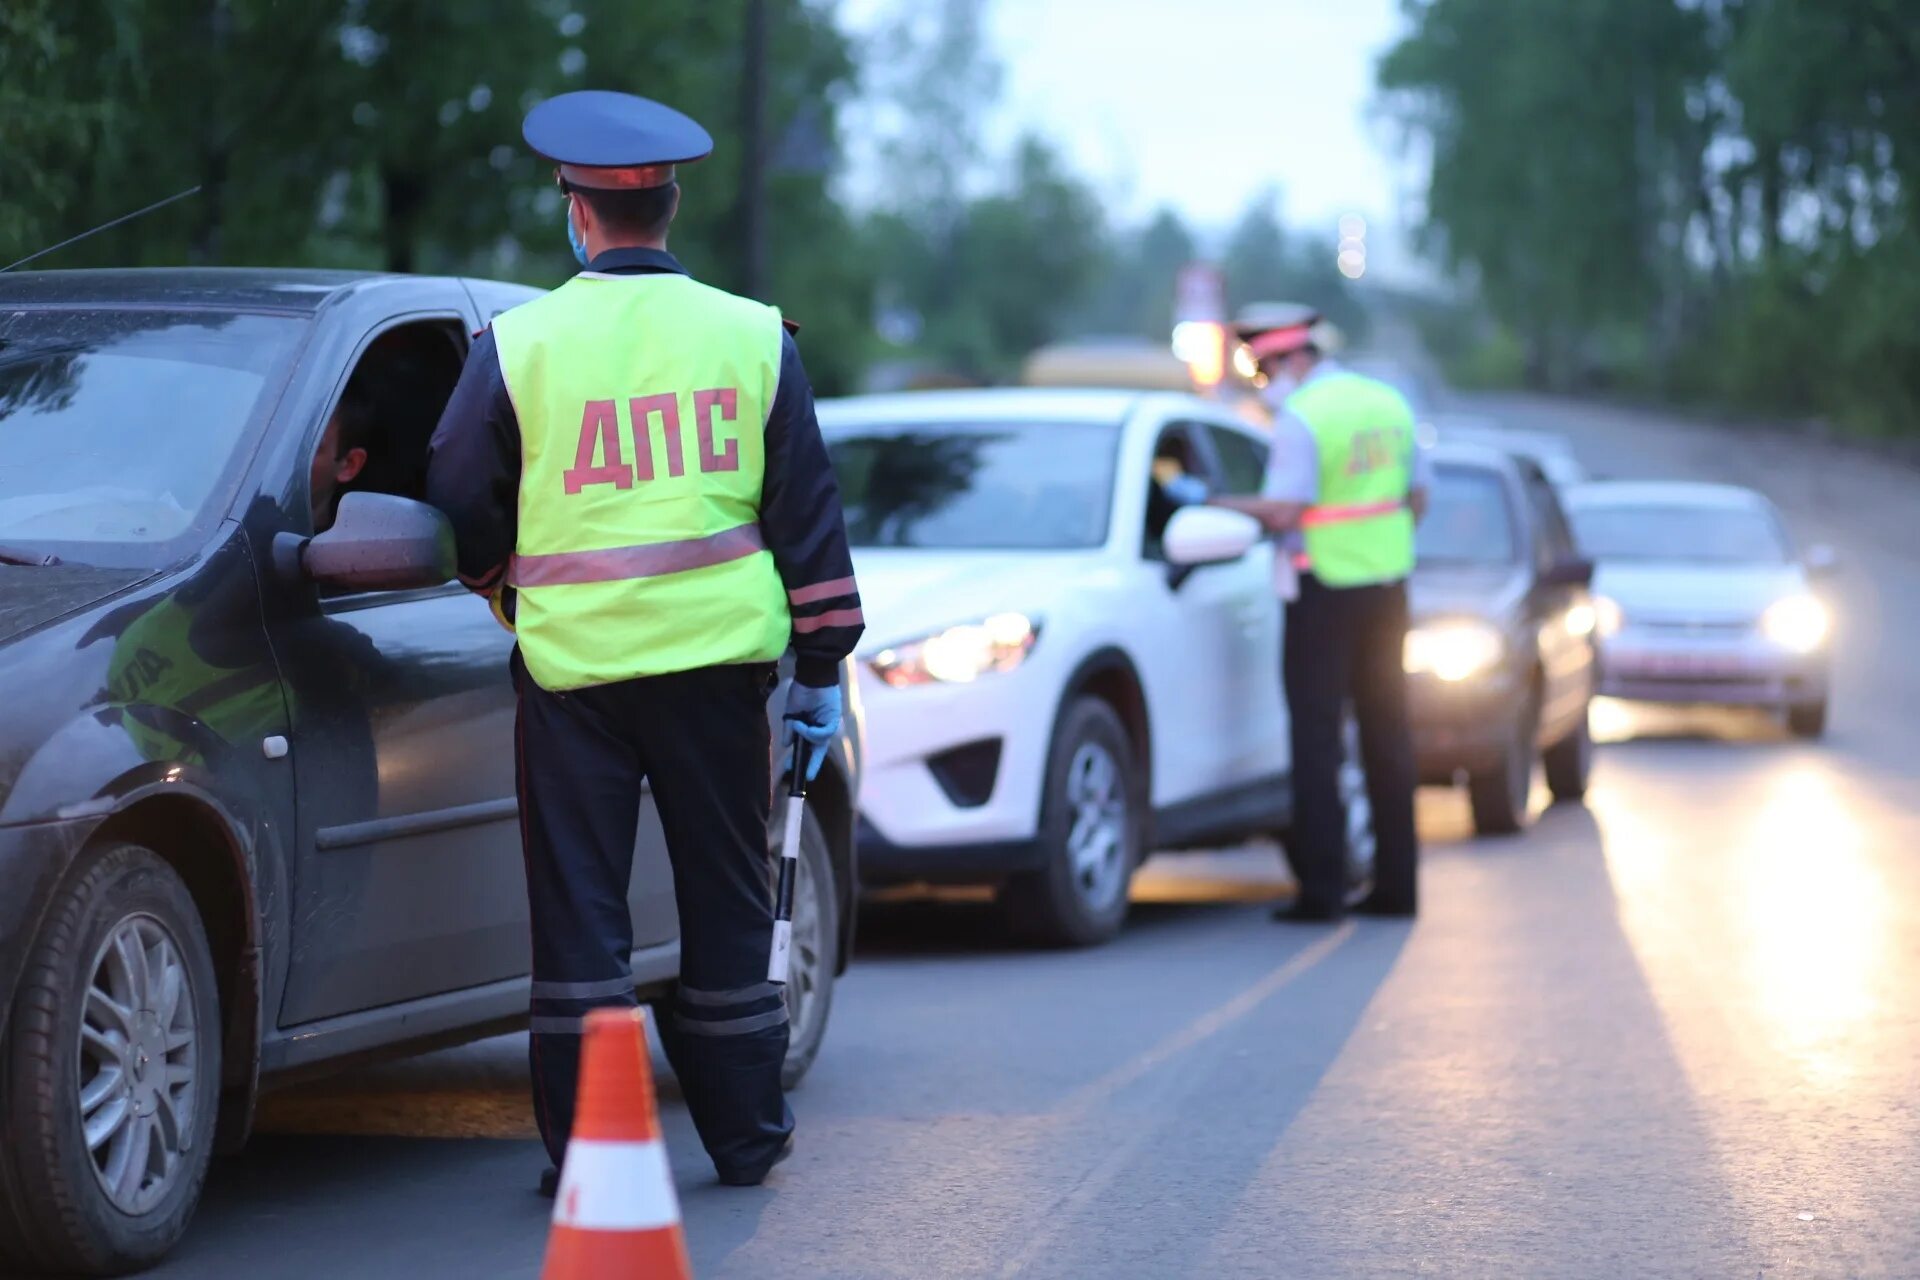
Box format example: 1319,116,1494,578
310,377,373,531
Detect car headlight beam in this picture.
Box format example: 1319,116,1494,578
870,613,1039,687
1404,618,1506,682
1761,595,1829,653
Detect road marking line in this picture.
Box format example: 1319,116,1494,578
1057,922,1355,1122
1002,922,1355,1277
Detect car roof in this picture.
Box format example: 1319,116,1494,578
1565,480,1769,510
1437,421,1578,459
0,266,442,314
1428,441,1520,475
818,386,1203,428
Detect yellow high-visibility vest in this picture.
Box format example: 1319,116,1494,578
1290,372,1417,587
491,272,791,690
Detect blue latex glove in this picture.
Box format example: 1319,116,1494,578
783,682,841,782
1162,474,1210,506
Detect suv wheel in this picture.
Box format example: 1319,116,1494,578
773,805,838,1090
0,843,222,1277
1003,698,1141,946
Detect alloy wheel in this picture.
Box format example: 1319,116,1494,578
77,914,200,1217
1064,741,1129,911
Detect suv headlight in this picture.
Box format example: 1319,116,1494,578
1761,595,1829,653
870,613,1039,687
1404,618,1506,682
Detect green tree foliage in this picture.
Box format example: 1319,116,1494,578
1070,207,1197,339
869,135,1107,380
1381,0,1920,435
0,3,866,361
856,0,1107,380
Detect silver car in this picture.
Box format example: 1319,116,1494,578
1564,481,1835,737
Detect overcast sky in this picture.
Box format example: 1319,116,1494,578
839,0,1424,279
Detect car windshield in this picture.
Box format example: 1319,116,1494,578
1418,463,1519,565
1569,503,1787,564
824,419,1120,549
0,308,306,567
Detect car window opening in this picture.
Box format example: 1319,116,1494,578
311,320,467,539
1144,427,1205,560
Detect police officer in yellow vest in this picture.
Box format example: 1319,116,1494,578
425,91,864,1190
1214,304,1428,922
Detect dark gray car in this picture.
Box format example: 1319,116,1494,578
0,269,859,1275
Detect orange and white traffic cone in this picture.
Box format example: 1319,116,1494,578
540,1007,692,1280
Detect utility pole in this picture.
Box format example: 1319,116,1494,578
738,0,769,299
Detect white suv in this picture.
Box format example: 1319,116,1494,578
820,389,1369,945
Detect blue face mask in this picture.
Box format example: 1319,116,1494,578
565,199,589,267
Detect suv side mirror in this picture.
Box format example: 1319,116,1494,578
1164,506,1263,568
1538,556,1594,589
303,492,457,591
1805,543,1838,578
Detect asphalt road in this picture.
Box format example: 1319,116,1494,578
147,394,1920,1279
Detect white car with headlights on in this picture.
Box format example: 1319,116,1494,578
1564,481,1835,737
818,388,1331,945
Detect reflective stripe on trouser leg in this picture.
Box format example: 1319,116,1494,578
635,665,795,1179
514,652,647,1168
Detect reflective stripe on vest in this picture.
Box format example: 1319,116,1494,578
492,273,790,690
1287,371,1417,587
1298,499,1405,528
509,523,764,588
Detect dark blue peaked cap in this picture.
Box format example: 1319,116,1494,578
523,90,713,190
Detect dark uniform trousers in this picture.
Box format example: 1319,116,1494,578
512,652,793,1178
1283,573,1420,914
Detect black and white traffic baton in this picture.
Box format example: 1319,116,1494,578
768,734,812,984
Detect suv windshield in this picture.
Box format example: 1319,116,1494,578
0,308,306,566
1418,463,1519,565
1569,503,1787,564
823,419,1119,550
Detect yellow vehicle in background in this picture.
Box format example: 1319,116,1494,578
1021,337,1195,391
1020,337,1271,428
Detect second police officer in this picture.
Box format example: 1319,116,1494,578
1213,304,1428,923
425,91,864,1190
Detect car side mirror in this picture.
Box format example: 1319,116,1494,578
1539,556,1594,589
1805,543,1838,578
1164,506,1263,568
302,492,457,591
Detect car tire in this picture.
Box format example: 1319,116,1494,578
1786,699,1828,740
771,806,838,1090
0,843,222,1278
1542,708,1593,802
1002,698,1141,947
1469,694,1538,836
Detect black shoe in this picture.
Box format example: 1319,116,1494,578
717,1134,794,1187
538,1165,560,1199
1272,900,1345,924
1352,895,1416,918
